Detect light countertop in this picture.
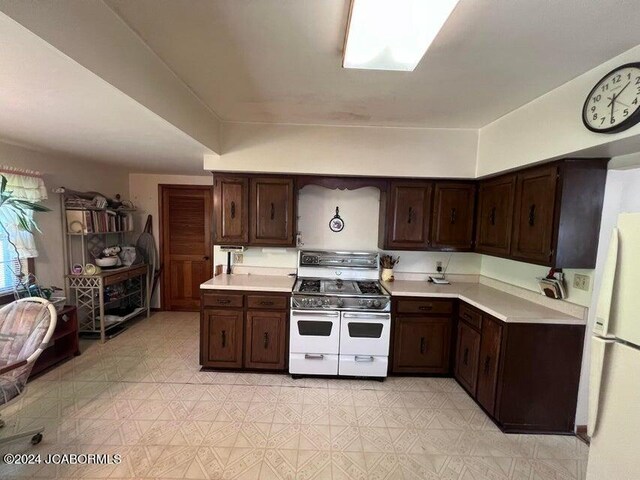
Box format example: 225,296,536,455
200,274,296,293
382,280,585,325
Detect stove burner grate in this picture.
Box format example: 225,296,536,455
299,279,321,293
357,281,383,295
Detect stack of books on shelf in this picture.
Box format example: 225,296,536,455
66,210,134,234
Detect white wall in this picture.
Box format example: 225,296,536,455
0,139,130,290
575,165,640,426
208,122,478,178
477,44,640,176
128,173,213,308
479,256,593,308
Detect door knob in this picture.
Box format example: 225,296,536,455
203,256,210,260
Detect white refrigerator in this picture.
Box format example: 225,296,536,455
586,212,640,480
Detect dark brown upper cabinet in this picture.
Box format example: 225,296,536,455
213,175,249,245
379,181,433,250
475,175,516,256
250,177,296,246
430,182,476,251
510,159,607,268
511,165,558,265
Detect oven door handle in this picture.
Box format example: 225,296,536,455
292,311,340,318
354,355,375,362
342,313,391,320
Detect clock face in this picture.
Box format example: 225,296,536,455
583,63,640,133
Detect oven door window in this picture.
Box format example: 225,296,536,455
347,322,384,339
297,320,333,336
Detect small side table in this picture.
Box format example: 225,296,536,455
30,305,80,378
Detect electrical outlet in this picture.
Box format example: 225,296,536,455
233,253,244,264
436,261,443,273
573,273,590,291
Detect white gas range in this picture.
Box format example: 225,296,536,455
289,250,391,380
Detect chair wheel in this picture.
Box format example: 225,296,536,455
31,433,42,445
0,419,5,428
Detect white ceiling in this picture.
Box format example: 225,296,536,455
0,12,211,174
106,0,640,128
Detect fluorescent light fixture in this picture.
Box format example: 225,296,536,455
343,0,460,71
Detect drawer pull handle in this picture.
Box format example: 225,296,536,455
260,301,274,306
463,347,469,366
450,207,457,224
420,337,426,354
230,201,236,219
528,204,536,226
217,299,231,304
221,330,226,348
418,305,433,311
264,332,269,349
484,355,491,374
489,206,497,226
304,354,324,360
355,355,374,362
270,202,275,220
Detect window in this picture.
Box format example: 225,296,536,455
0,166,47,297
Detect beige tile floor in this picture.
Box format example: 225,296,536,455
0,311,588,479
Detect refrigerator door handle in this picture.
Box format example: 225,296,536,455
594,228,619,338
588,336,614,437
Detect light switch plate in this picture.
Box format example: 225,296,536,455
573,273,590,291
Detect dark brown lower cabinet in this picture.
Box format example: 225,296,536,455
453,301,585,434
475,316,503,415
454,320,481,393
202,308,244,368
200,290,289,371
392,316,451,374
245,310,287,370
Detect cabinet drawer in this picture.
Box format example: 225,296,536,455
247,295,288,310
459,303,482,330
202,293,244,308
289,353,339,375
396,299,453,315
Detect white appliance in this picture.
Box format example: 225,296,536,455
586,213,640,480
289,250,391,379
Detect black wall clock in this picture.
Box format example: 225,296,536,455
582,62,640,134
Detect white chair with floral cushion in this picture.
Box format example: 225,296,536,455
0,297,57,446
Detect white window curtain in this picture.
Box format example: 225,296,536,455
0,167,48,259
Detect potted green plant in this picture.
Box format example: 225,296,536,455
0,174,50,285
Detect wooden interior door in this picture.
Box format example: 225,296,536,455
430,183,476,250
250,177,295,246
385,182,432,249
476,175,516,256
161,185,213,311
511,166,558,264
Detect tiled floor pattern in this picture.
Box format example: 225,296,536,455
0,311,588,479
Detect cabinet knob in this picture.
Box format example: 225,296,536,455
270,202,275,220
463,347,469,366
484,355,491,374
420,337,426,354
264,332,269,349
489,207,497,226
450,208,457,224
528,204,536,226
230,201,236,219
221,330,226,348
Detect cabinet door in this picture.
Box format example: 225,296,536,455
250,178,295,246
392,316,451,374
511,166,558,264
430,183,476,250
476,317,503,415
202,309,243,368
213,175,249,244
245,310,287,370
455,321,481,395
475,175,516,256
384,182,432,249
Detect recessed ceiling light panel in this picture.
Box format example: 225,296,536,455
343,0,460,71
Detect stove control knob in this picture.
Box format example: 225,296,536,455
337,298,344,308
373,300,381,308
